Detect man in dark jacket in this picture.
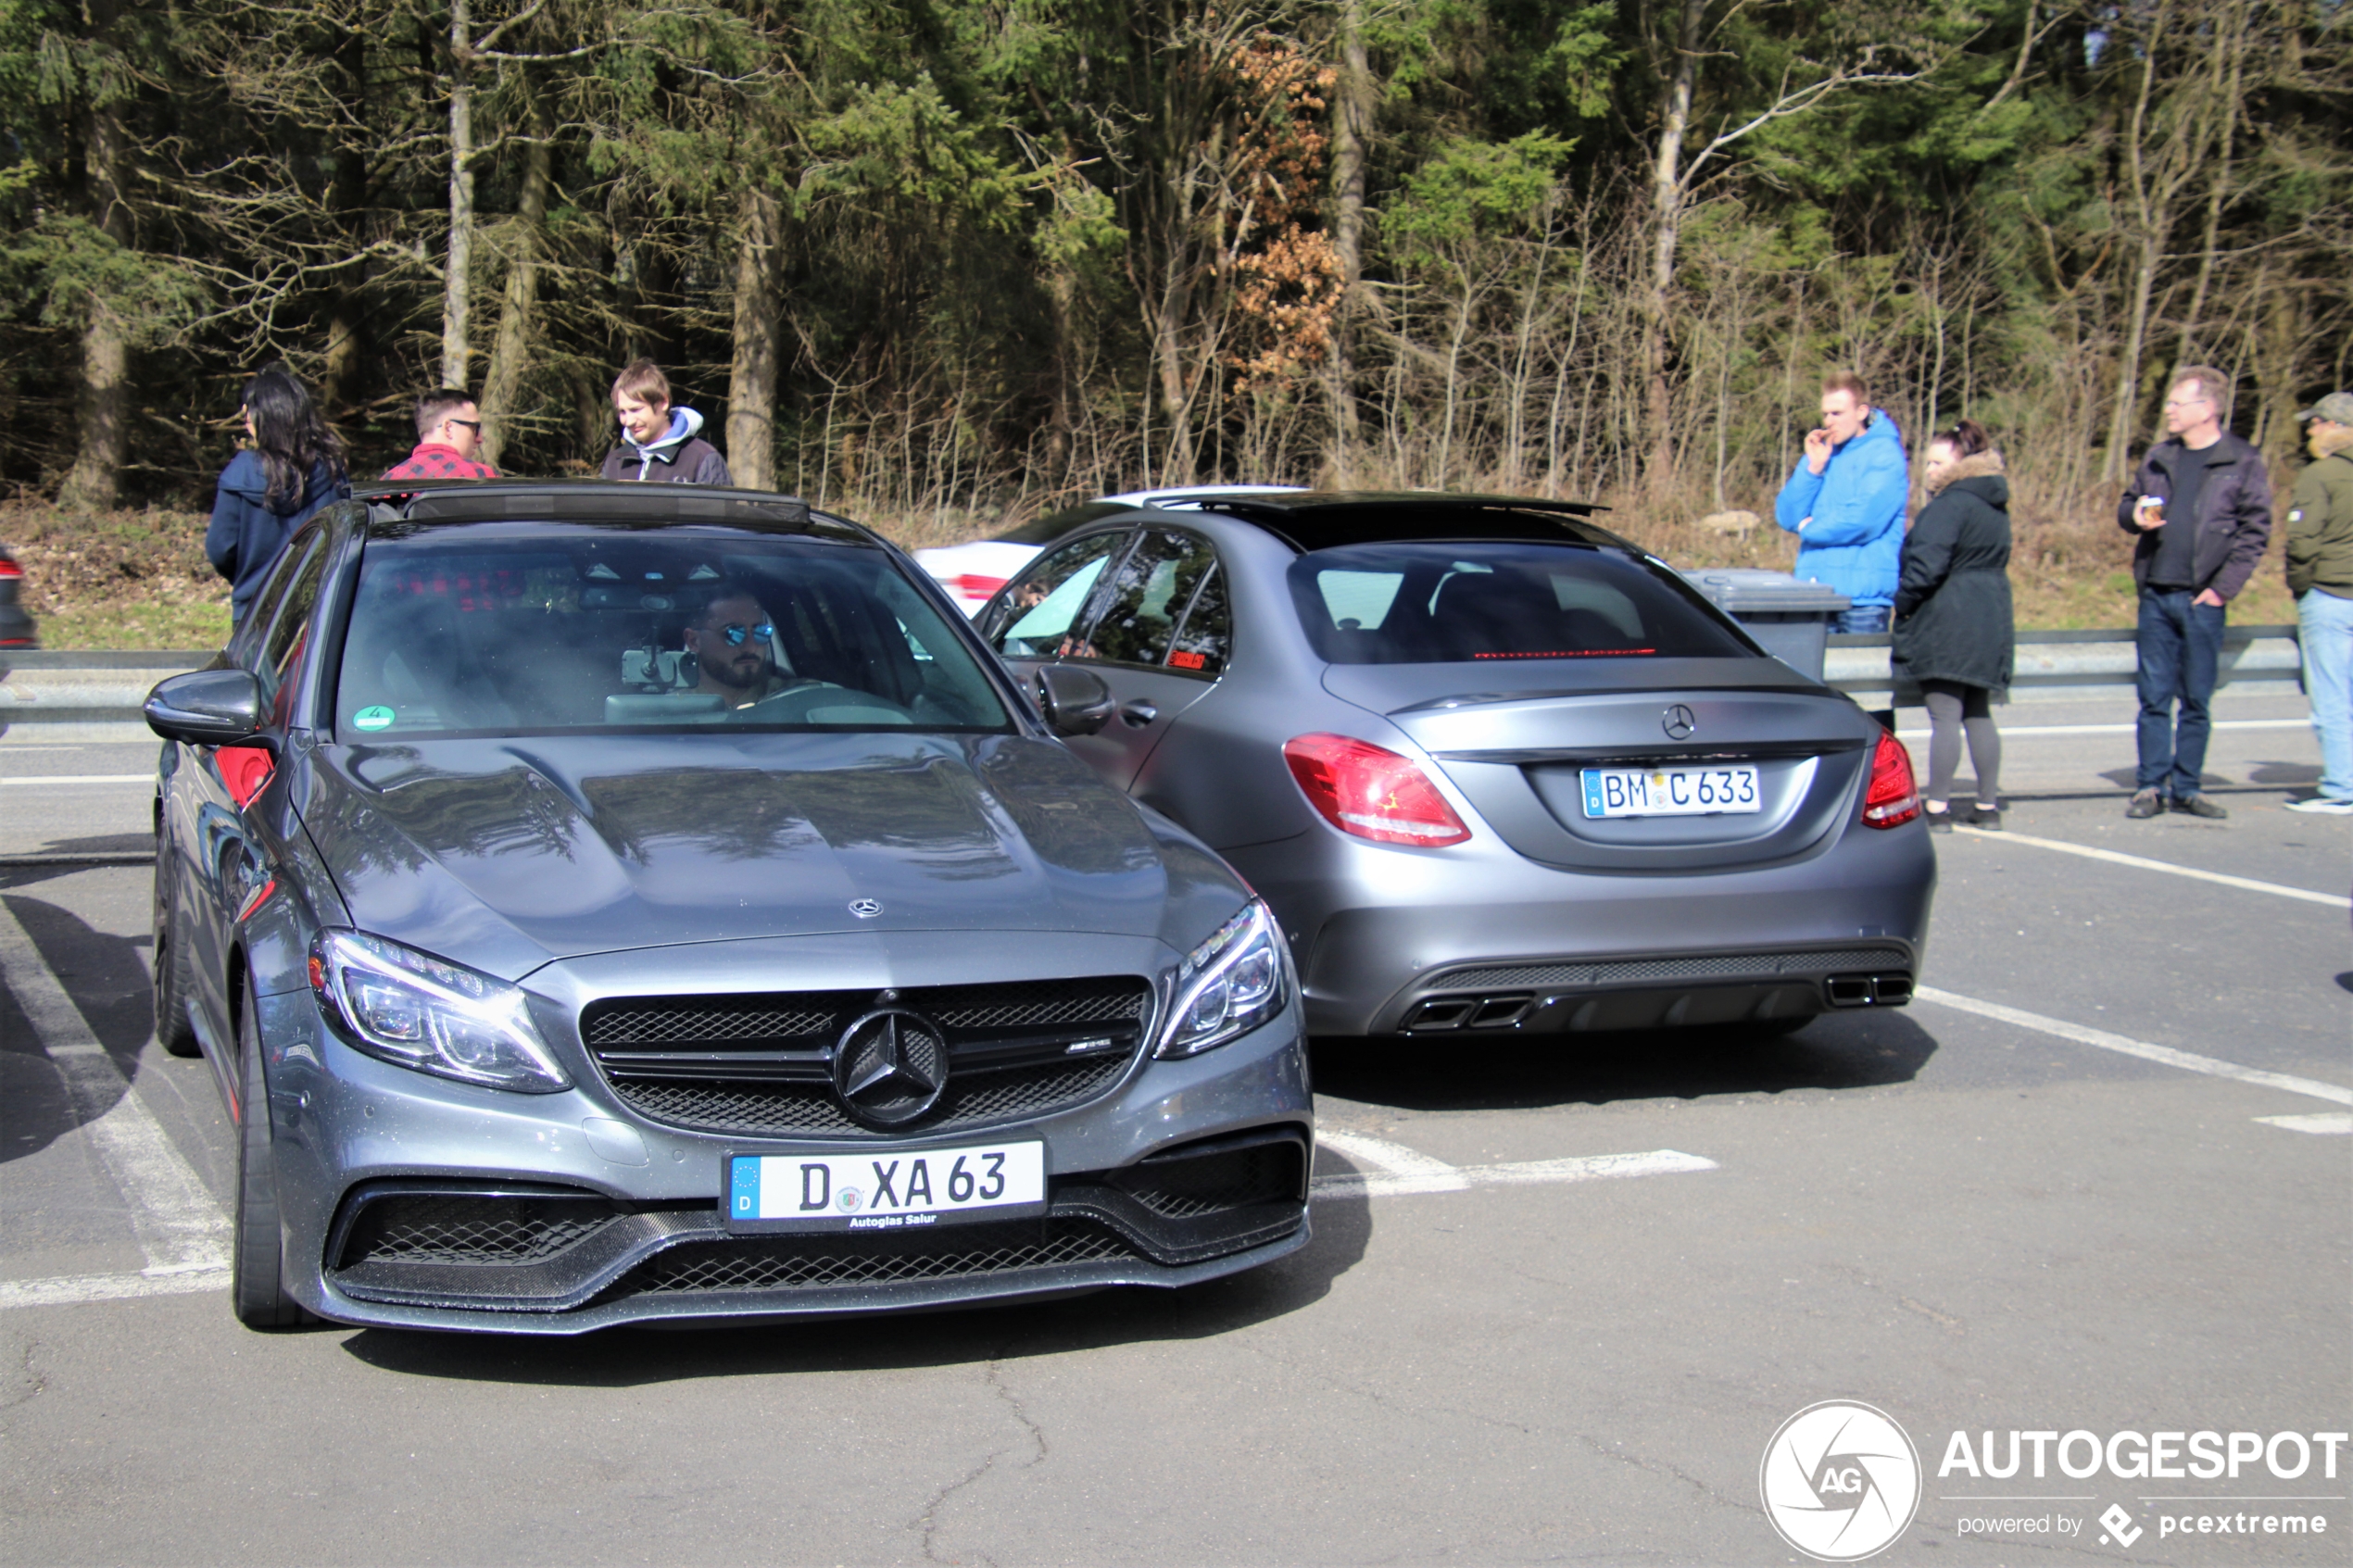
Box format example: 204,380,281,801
600,359,732,484
2285,391,2353,813
2117,366,2273,821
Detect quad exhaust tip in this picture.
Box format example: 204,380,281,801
1401,972,1915,1031
1827,973,1912,1008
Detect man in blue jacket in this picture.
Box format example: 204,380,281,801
1775,373,1910,633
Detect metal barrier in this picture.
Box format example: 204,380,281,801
0,628,2313,726
1827,625,2302,702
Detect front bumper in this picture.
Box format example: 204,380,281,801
253,981,1312,1333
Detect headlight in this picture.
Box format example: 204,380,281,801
1156,901,1287,1059
308,930,570,1093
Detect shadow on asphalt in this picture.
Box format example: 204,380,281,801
1308,1008,1941,1113
0,890,156,1170
336,1183,1372,1385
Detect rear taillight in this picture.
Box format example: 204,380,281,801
1282,734,1471,847
1860,728,1920,828
951,573,1008,601
0,558,22,580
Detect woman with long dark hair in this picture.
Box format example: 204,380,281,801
1893,418,2014,829
205,365,350,625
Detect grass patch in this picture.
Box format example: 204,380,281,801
34,597,231,651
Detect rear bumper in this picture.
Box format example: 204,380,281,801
1232,819,1936,1036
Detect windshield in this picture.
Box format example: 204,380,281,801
1288,542,1754,665
333,525,1013,737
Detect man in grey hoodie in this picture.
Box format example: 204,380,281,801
601,358,733,484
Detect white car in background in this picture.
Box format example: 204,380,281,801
917,486,1303,615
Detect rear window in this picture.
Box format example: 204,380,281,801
1288,543,1754,665
333,525,1012,737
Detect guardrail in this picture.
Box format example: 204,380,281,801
0,648,216,727
1826,624,2301,702
0,627,2312,727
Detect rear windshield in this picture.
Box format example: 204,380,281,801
333,525,1013,737
1289,542,1754,665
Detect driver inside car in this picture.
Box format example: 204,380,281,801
684,590,803,709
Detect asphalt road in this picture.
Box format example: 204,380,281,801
2,709,2347,1568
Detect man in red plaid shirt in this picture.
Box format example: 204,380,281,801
382,390,501,482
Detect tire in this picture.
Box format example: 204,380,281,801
152,848,201,1058
232,978,306,1329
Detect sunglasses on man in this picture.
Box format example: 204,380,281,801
706,621,774,647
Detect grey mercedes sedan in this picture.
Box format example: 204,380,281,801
146,482,1309,1333
975,492,1937,1039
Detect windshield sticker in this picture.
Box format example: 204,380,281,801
352,706,396,732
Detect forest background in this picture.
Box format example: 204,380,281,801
2,0,2347,646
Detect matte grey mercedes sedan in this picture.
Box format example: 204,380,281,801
146,482,1309,1333
974,492,1936,1040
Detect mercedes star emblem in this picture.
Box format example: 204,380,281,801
832,1009,949,1128
1662,704,1697,740
848,898,883,919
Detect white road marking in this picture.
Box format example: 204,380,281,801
2255,1113,2353,1135
1915,985,2353,1107
0,901,232,1277
1951,826,2350,909
1314,1148,1717,1199
1895,719,2309,741
0,1269,232,1311
0,774,153,786
1317,1128,1470,1189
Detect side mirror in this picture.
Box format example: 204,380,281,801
1036,664,1114,737
145,669,266,746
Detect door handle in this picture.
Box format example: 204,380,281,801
1118,699,1159,728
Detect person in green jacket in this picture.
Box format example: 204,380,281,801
2285,391,2353,813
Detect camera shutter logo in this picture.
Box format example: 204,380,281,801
1759,1400,1922,1562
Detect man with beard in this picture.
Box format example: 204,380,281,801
685,591,799,709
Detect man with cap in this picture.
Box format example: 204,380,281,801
2285,391,2353,814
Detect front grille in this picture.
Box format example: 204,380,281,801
1431,946,1909,992
608,1053,1132,1137
621,1217,1135,1295
582,976,1152,1138
338,1194,619,1267
1114,1142,1304,1219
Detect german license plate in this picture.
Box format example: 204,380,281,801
1580,765,1761,819
724,1142,1046,1235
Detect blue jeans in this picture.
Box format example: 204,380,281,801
1832,605,1891,635
2135,588,2226,797
2299,588,2353,802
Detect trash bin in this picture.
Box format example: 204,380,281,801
1678,569,1851,682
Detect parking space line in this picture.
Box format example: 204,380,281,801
1950,826,2351,909
0,1268,232,1311
1317,1129,1470,1190
2255,1113,2353,1135
0,774,153,786
1314,1148,1716,1199
0,901,231,1277
1915,985,2353,1107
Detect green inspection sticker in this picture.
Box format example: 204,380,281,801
352,706,396,732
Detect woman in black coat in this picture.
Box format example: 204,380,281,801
205,366,349,626
1893,419,2014,830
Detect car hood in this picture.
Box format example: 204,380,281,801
300,731,1195,982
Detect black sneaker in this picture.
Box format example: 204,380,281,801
1971,802,2003,831
1923,805,1954,834
2171,794,2228,820
2125,789,2164,820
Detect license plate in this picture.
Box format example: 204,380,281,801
724,1142,1047,1235
1581,765,1761,819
